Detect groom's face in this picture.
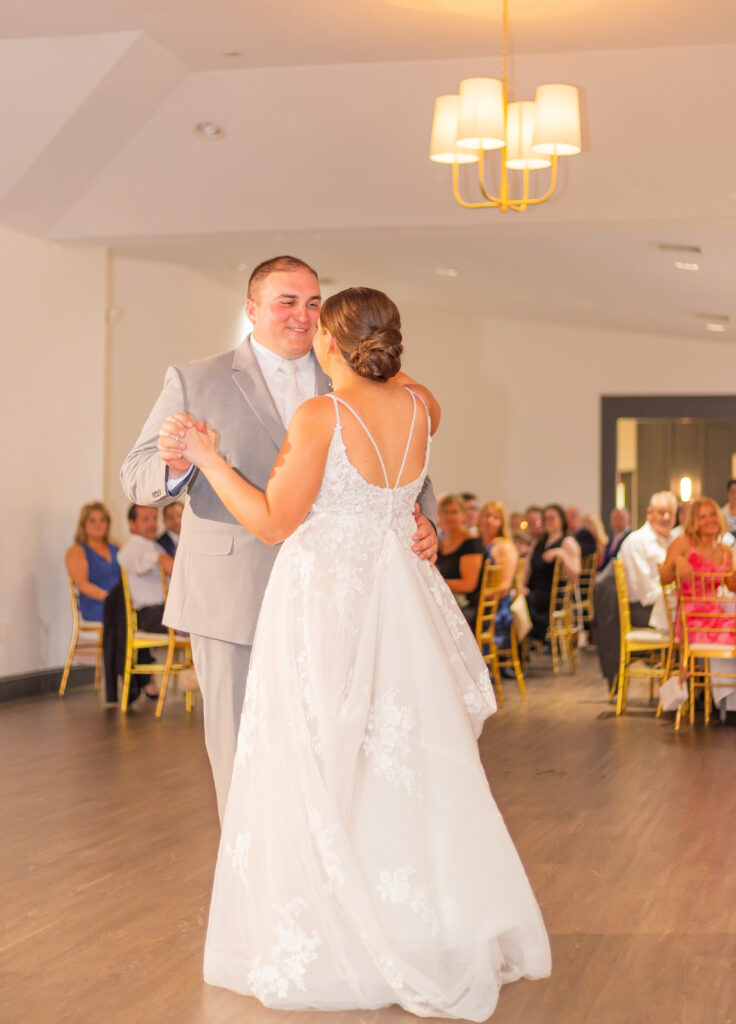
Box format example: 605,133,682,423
246,268,321,360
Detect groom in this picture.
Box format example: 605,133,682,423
121,255,438,821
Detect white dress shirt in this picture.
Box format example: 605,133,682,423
118,535,166,609
619,522,673,607
249,334,317,426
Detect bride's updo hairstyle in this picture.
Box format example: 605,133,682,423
320,287,403,382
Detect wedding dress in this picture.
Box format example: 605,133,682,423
204,391,551,1020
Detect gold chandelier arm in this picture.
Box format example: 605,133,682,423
452,160,501,209
476,150,506,209
515,154,559,206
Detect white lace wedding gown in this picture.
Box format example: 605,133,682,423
204,392,551,1020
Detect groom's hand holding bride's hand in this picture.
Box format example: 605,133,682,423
412,504,438,565
159,413,218,472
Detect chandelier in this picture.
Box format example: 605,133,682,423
429,0,582,212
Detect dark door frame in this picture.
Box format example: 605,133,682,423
600,395,736,516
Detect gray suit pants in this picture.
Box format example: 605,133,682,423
190,634,252,824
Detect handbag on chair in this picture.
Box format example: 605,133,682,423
511,594,533,640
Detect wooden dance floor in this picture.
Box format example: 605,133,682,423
2,655,735,1024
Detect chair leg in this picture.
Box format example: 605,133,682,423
155,639,176,719
59,625,78,696
616,651,628,715
185,689,195,713
490,648,504,707
93,642,102,691
510,632,526,699
121,646,134,712
609,674,618,702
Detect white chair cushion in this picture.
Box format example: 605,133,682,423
626,628,669,644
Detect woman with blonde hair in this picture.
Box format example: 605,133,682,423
436,493,485,627
660,496,736,717
479,500,519,649
65,501,121,622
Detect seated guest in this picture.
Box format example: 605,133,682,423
479,501,519,649
437,494,484,628
65,502,121,622
583,512,609,568
461,492,480,536
565,506,597,559
600,507,631,569
524,504,581,641
671,501,691,538
595,491,677,689
722,479,736,534
157,501,183,557
118,505,175,699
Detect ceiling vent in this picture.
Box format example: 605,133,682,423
656,243,702,254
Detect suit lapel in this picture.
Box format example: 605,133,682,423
231,340,286,450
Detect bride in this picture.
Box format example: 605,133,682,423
173,286,551,1020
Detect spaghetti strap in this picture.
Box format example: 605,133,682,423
395,390,418,488
331,395,389,487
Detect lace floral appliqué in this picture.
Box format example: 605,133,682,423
362,688,422,796
376,866,439,935
247,899,322,1001
307,810,345,892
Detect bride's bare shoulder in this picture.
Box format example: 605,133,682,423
392,373,441,434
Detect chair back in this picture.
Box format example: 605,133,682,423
475,560,503,647
549,555,573,619
119,568,138,636
676,567,736,656
578,553,598,615
613,560,631,637
66,574,81,631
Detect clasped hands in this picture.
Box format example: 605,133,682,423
158,413,218,472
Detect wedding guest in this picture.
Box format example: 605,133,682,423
157,501,183,557
524,506,544,541
583,512,609,568
660,496,736,717
509,511,524,534
479,500,518,649
565,506,597,559
118,505,175,699
671,501,691,538
595,490,677,689
524,504,581,641
600,507,631,569
722,479,736,534
462,492,480,536
437,494,484,627
65,502,121,622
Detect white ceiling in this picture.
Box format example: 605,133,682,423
1,0,735,338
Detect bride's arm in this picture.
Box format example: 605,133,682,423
173,399,334,545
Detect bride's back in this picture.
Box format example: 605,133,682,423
331,383,430,490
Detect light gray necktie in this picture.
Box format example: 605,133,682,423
279,360,307,428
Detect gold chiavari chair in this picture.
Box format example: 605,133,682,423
548,556,577,675
475,561,504,706
59,575,103,695
613,560,671,715
655,582,680,718
155,568,196,719
577,552,598,639
674,566,736,730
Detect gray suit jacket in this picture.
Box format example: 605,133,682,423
121,337,436,645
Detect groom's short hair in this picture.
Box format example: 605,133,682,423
247,255,319,301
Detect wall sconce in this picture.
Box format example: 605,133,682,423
679,477,692,502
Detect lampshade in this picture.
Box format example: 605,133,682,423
430,94,480,164
505,101,552,170
455,77,505,150
531,84,581,156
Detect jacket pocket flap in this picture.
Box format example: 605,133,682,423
187,534,234,556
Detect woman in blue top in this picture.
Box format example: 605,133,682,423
65,502,121,622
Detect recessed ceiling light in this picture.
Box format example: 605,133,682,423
674,261,700,271
435,266,460,277
223,50,241,57
195,121,225,140
706,323,726,332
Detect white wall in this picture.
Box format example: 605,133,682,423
105,258,246,533
402,306,736,514
0,226,106,676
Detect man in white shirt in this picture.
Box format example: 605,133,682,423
620,491,678,618
595,491,677,688
118,505,175,698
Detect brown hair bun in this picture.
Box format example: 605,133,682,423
320,287,403,382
